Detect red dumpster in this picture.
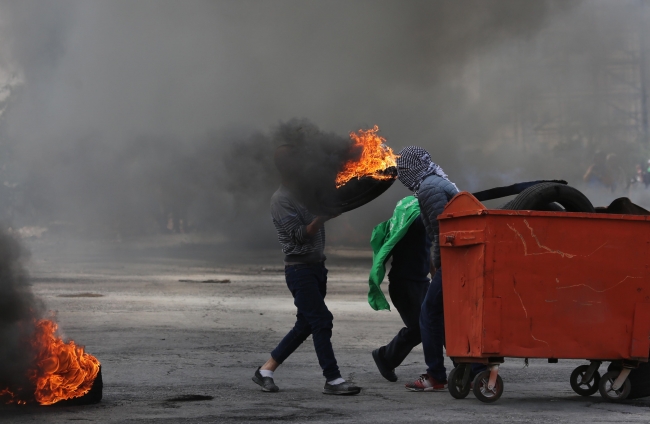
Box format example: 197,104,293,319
438,192,650,403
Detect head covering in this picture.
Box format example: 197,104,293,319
396,146,457,195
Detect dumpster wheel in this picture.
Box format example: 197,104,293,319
570,365,601,396
448,365,471,399
472,370,503,403
599,370,631,402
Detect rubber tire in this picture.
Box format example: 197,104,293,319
498,200,513,209
472,370,504,403
570,365,601,396
498,200,565,212
448,366,471,399
599,370,632,402
504,182,594,213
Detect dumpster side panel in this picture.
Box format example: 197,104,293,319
440,213,489,359
482,298,502,354
489,214,650,360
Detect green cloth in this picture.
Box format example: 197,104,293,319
368,196,421,311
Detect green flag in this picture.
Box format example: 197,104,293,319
368,196,421,311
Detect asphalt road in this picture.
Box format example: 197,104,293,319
2,237,650,423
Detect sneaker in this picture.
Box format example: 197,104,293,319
405,374,447,392
252,367,279,392
372,349,397,382
323,381,362,395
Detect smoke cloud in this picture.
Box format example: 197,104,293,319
1,0,648,247
0,229,42,399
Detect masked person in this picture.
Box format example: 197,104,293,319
368,196,431,382
394,146,460,391
252,144,361,396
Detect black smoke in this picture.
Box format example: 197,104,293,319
8,0,650,248
270,119,363,214
0,229,42,400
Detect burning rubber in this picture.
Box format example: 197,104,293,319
0,228,102,407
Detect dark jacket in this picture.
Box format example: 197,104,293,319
417,174,459,268
388,215,431,283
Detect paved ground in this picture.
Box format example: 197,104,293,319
2,236,650,423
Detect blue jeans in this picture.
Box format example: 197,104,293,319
270,263,341,381
420,269,447,382
421,269,485,382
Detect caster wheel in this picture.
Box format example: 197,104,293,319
570,365,600,396
599,371,631,402
448,366,471,399
472,369,503,403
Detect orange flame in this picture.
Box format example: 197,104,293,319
335,125,397,188
0,388,27,405
1,319,100,405
29,319,100,405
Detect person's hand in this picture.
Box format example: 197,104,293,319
306,216,329,236
306,214,341,236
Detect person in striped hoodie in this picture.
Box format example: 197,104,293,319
252,144,361,396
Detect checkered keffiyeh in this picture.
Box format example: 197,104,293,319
396,146,457,195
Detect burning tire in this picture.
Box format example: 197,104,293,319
503,182,594,213
313,167,397,215
276,125,398,216
53,366,103,406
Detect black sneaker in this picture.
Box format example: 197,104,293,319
372,349,397,382
252,367,279,392
323,381,361,395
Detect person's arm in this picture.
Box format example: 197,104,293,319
419,178,458,269
272,197,337,244
271,198,312,244
421,193,446,269
429,257,437,277
306,216,329,237
418,208,436,275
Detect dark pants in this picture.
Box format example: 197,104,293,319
270,263,341,381
421,269,485,382
420,269,447,381
378,279,429,369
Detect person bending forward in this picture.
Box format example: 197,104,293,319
395,146,458,392
370,197,431,382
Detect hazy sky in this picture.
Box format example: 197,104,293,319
0,0,645,244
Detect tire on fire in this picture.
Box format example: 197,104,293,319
503,182,595,213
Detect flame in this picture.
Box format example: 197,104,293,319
0,388,27,405
30,320,100,405
335,125,397,188
1,319,100,405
